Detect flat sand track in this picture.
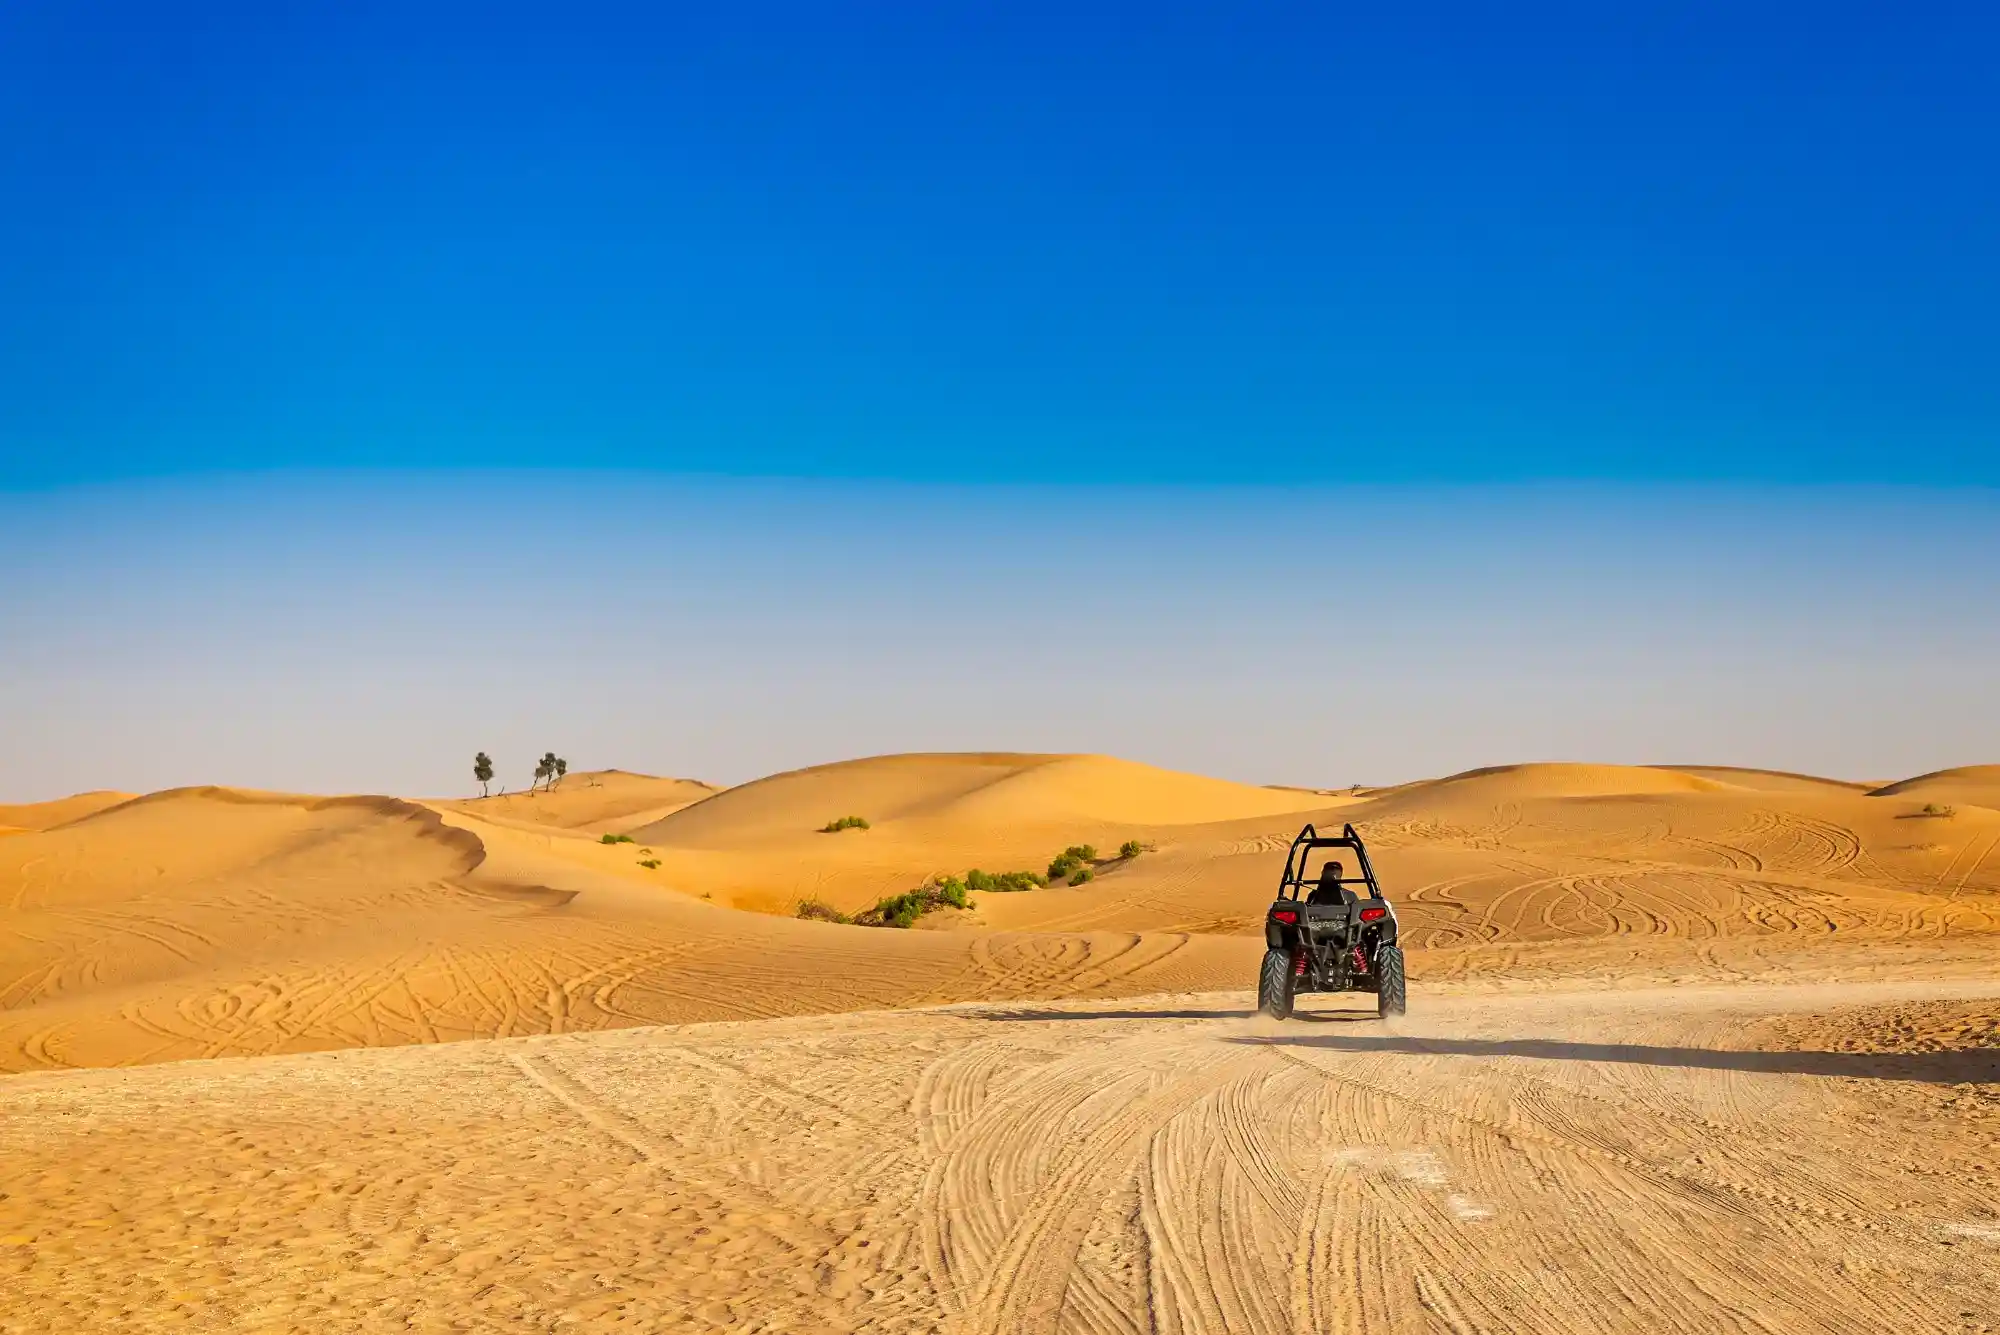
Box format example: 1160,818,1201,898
3,980,1996,1333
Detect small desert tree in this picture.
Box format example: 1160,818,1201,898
532,757,550,792
538,751,558,793
473,751,494,798
555,757,569,788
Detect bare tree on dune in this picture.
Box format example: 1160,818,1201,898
473,751,494,798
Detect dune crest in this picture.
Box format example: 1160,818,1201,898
1380,761,1735,801
1653,765,1874,794
1868,764,2000,810
630,752,1330,848
0,790,135,831
437,769,720,835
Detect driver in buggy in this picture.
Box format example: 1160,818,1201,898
1306,860,1354,906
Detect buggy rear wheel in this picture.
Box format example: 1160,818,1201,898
1257,948,1295,1019
1376,944,1406,1018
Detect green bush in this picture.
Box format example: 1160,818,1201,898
1047,845,1098,880
852,877,978,928
1920,803,1957,818
819,815,871,833
600,833,635,844
1118,839,1144,860
1069,866,1094,886
796,898,852,924
966,868,1045,893
637,858,661,869
865,891,930,928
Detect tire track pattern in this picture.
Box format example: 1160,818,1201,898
6,983,1999,1332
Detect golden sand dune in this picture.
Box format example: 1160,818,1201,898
6,980,1996,1331
618,752,1341,916
0,780,1249,1074
3,753,1998,1079
1659,764,1874,794
628,752,1331,846
1378,761,1735,801
0,790,134,833
436,768,720,834
1870,764,2000,811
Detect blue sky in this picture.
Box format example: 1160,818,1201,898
2,6,1995,797
3,2,1996,487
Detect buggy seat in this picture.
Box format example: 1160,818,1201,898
1305,865,1360,907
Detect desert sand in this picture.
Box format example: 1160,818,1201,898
3,753,1997,1330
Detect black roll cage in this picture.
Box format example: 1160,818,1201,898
1276,823,1384,902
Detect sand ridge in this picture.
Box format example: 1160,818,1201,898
1870,764,2000,811
2,752,1998,1075
434,769,721,836
0,790,135,832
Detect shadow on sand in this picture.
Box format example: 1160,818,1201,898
1223,1033,2000,1085
966,1002,1997,1085
974,1003,1391,1025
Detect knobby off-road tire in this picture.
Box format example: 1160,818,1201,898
1376,944,1407,1018
1257,949,1295,1019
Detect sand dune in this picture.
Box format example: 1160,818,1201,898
1655,764,1875,794
437,768,720,834
616,752,1340,916
3,753,1998,1078
1382,761,1735,800
1870,764,2000,811
0,790,134,832
0,779,1251,1073
625,752,1330,847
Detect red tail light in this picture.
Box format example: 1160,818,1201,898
1271,909,1298,925
1360,906,1387,922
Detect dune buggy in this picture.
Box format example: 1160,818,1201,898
1257,822,1405,1019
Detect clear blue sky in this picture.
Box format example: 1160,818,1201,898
3,2,1996,487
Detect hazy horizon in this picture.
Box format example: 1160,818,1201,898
4,473,1994,804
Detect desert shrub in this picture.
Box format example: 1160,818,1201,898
637,858,661,869
1069,866,1094,886
1118,839,1144,859
867,891,931,928
1920,803,1957,818
853,878,977,928
819,815,871,833
1047,844,1099,880
600,833,635,844
796,898,853,924
966,868,1045,893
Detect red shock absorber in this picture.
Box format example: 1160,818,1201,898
1351,945,1369,974
1293,951,1307,977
